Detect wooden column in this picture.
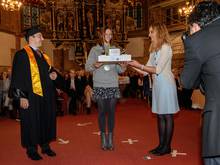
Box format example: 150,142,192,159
51,1,56,39
75,0,80,39
103,3,105,30
96,0,100,30
123,2,127,40
82,0,87,38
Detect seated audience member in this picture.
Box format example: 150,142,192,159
66,69,77,115
84,71,93,114
56,88,69,115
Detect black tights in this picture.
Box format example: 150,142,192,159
96,98,117,133
156,114,174,150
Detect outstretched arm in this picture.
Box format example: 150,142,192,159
128,60,156,74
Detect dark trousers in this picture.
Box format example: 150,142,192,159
68,90,77,114
182,88,193,109
96,98,117,133
204,157,220,165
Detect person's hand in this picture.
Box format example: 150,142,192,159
128,60,141,68
85,85,92,92
50,72,57,80
93,62,103,68
20,98,29,109
118,62,128,68
56,88,62,94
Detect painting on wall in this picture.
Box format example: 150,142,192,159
22,5,40,31
85,6,96,39
31,6,40,26
105,0,146,37
22,6,32,29
40,7,52,38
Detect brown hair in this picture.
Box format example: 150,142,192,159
96,27,115,46
149,23,171,53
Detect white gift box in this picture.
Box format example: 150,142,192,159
98,54,131,62
98,48,131,62
109,48,120,56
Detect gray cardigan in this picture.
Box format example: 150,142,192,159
85,44,126,88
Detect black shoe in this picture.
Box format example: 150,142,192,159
149,146,162,154
27,151,42,160
149,148,158,155
153,147,171,156
42,148,56,157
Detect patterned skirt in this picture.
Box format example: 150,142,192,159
93,87,120,101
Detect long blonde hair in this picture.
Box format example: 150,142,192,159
149,23,171,53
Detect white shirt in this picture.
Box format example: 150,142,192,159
70,78,75,90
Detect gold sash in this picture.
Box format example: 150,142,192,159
24,45,51,96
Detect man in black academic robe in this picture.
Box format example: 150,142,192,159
10,26,63,160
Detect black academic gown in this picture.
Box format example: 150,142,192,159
10,47,61,148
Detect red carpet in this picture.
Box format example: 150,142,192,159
0,99,202,165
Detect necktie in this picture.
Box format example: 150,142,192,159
36,49,42,57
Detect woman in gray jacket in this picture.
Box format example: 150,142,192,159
85,28,126,151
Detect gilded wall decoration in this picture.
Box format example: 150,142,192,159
40,8,52,31
20,0,147,69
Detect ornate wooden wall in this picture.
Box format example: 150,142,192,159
19,0,148,71
0,9,21,34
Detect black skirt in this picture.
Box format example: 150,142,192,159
93,87,120,101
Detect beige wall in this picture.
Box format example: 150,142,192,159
0,32,16,66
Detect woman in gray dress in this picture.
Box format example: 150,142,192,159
129,23,179,156
85,28,126,150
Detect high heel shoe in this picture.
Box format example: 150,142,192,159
153,147,171,156
149,145,162,154
101,132,107,150
107,132,114,150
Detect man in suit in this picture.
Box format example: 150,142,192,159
66,69,77,115
180,1,220,164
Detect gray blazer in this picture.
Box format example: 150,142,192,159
180,18,220,158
